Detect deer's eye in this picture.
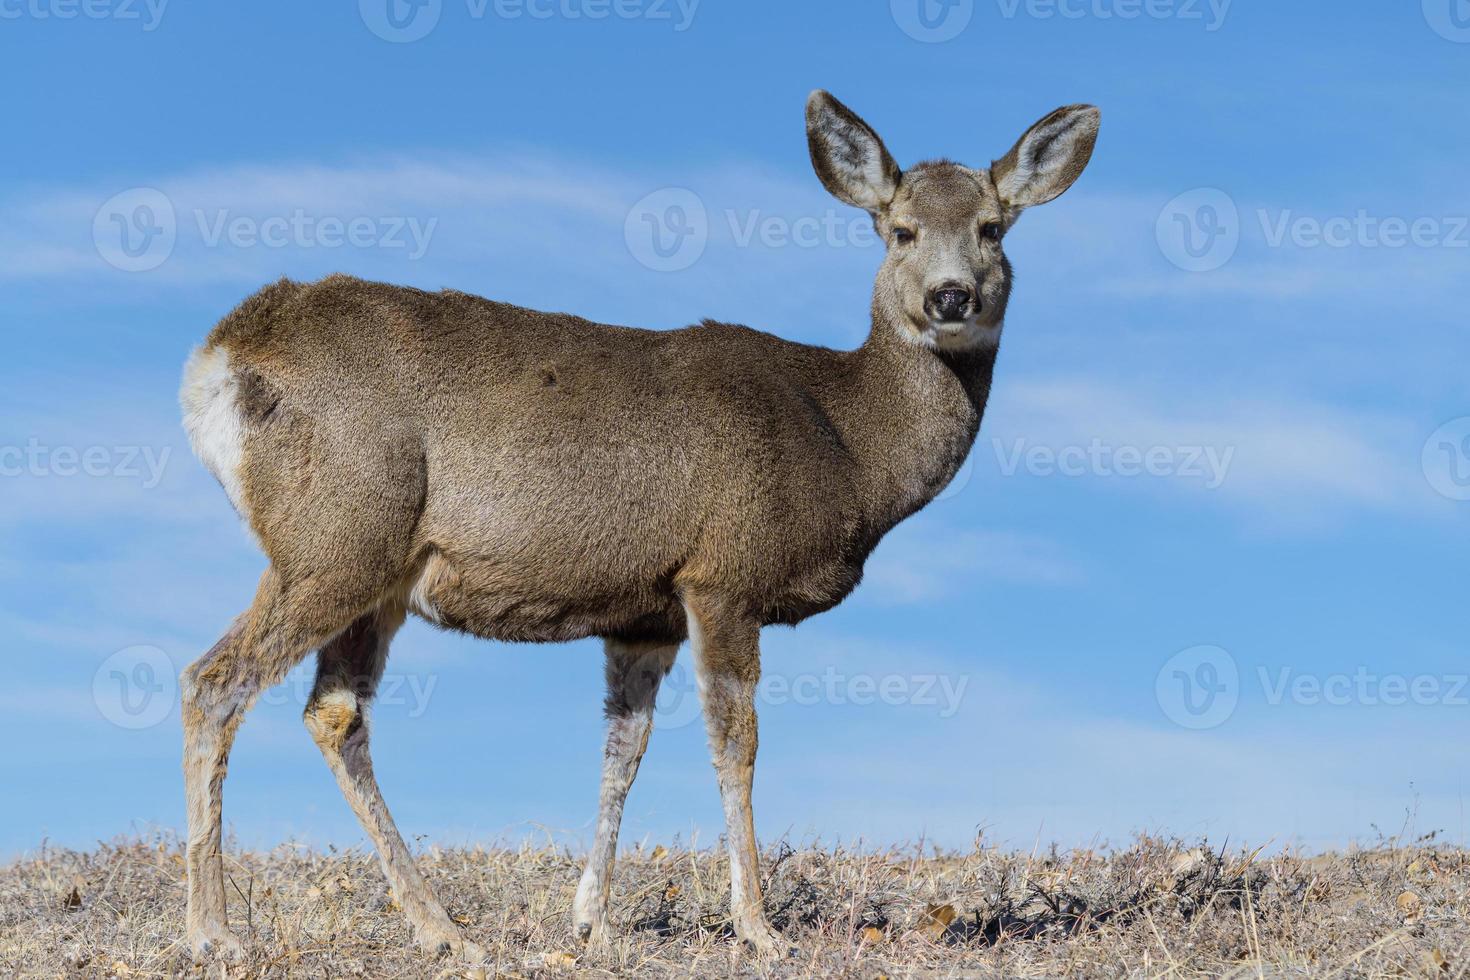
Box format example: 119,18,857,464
981,222,1003,241
891,226,916,245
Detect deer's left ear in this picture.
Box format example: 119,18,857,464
806,90,901,215
991,105,1100,215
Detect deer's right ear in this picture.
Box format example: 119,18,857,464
991,104,1100,215
806,90,900,214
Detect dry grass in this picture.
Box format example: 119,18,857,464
3,831,1468,978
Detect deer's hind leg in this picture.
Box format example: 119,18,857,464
305,602,484,962
180,391,429,960
182,567,379,959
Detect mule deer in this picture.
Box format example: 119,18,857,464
177,90,1098,961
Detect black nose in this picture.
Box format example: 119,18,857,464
926,282,978,323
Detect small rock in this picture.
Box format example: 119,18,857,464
1170,848,1208,878
536,951,577,970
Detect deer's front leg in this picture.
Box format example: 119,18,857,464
683,594,785,956
574,638,677,946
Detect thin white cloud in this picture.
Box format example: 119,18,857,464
0,152,898,347
982,377,1433,520
753,625,1470,851
0,153,637,285
861,527,1086,604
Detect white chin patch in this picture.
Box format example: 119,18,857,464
920,319,1003,351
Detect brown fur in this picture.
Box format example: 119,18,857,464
177,90,1099,962
212,274,991,639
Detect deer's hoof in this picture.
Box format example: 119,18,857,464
575,916,612,948
188,926,245,962
420,927,486,964
737,921,796,959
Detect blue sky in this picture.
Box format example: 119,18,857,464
2,2,1468,860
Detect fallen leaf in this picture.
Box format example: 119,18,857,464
926,903,956,926
915,903,956,941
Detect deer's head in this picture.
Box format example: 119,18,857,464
806,90,1098,352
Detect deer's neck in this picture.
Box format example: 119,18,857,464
830,306,997,535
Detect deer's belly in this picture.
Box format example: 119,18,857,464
405,547,686,644
756,553,868,627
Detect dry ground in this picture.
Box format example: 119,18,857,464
2,832,1467,978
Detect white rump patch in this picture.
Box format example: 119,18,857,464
180,345,247,514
